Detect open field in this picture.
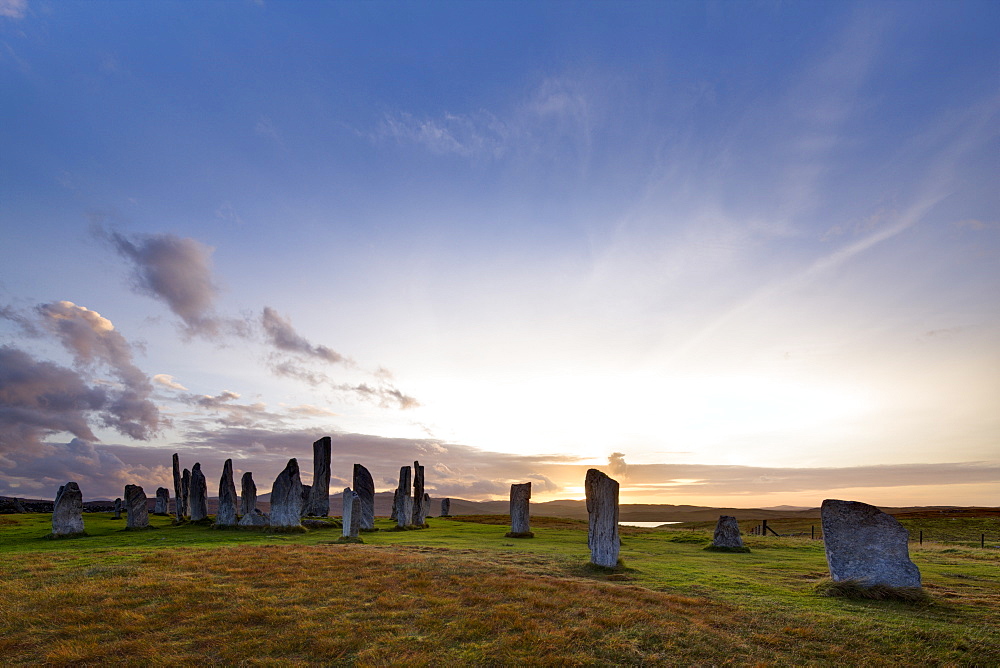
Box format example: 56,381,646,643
1,512,998,665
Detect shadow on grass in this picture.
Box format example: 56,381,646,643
815,578,931,604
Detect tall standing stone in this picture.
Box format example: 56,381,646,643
506,482,533,537
216,459,238,527
189,463,208,522
124,484,149,529
585,469,620,568
154,487,170,515
440,498,451,517
113,497,123,519
172,453,183,521
52,482,85,537
411,460,425,526
711,516,746,549
306,436,332,517
821,499,921,588
240,471,257,516
181,468,191,518
270,458,304,529
342,487,361,539
300,484,312,517
396,465,412,528
353,464,375,531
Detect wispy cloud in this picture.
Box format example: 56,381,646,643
153,374,188,391
0,0,27,20
261,306,346,364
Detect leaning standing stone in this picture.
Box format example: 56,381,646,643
270,458,304,529
353,464,375,531
172,453,183,521
125,484,149,529
342,487,361,538
821,499,921,588
440,498,451,517
506,482,533,538
585,469,620,568
216,459,238,527
52,482,85,537
240,471,257,516
306,436,332,517
154,487,170,515
188,463,208,521
709,516,747,550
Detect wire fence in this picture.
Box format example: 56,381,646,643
746,520,999,548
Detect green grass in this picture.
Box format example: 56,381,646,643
0,512,997,665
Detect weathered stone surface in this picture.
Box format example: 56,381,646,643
52,482,85,536
306,436,331,517
189,463,208,521
238,508,269,527
240,471,257,516
507,482,532,537
353,464,375,530
342,487,361,538
172,453,183,521
154,487,170,515
270,458,304,529
711,516,745,548
180,468,191,518
216,459,238,527
396,465,412,528
586,469,620,567
822,499,921,588
411,461,425,526
300,484,312,517
125,484,149,529
440,498,451,517
113,497,123,519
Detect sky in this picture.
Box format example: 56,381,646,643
1,0,998,508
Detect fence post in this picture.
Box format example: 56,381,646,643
811,525,815,540
919,530,923,545
983,534,986,549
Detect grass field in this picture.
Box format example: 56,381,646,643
1,512,997,665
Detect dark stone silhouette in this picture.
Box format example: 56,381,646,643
216,459,238,527
52,482,85,536
240,471,257,516
125,484,149,529
270,458,304,529
586,469,620,567
172,453,183,521
440,498,451,517
306,436,331,517
822,499,921,588
113,497,123,519
411,460,425,526
395,465,412,528
181,468,191,518
154,487,170,515
189,463,208,522
353,464,375,530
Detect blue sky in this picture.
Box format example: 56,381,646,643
1,0,998,506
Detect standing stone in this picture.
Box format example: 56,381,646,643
216,459,238,527
396,465,412,528
821,499,921,588
585,469,620,568
124,484,149,529
270,458,304,529
52,482,85,537
240,471,257,516
154,487,170,515
189,463,208,522
172,453,183,521
440,498,451,517
113,497,123,520
506,482,533,538
411,460,425,526
711,516,745,549
181,468,191,518
353,464,375,531
342,487,361,538
306,436,332,517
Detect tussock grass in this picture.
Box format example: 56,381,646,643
815,578,931,603
704,545,752,553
